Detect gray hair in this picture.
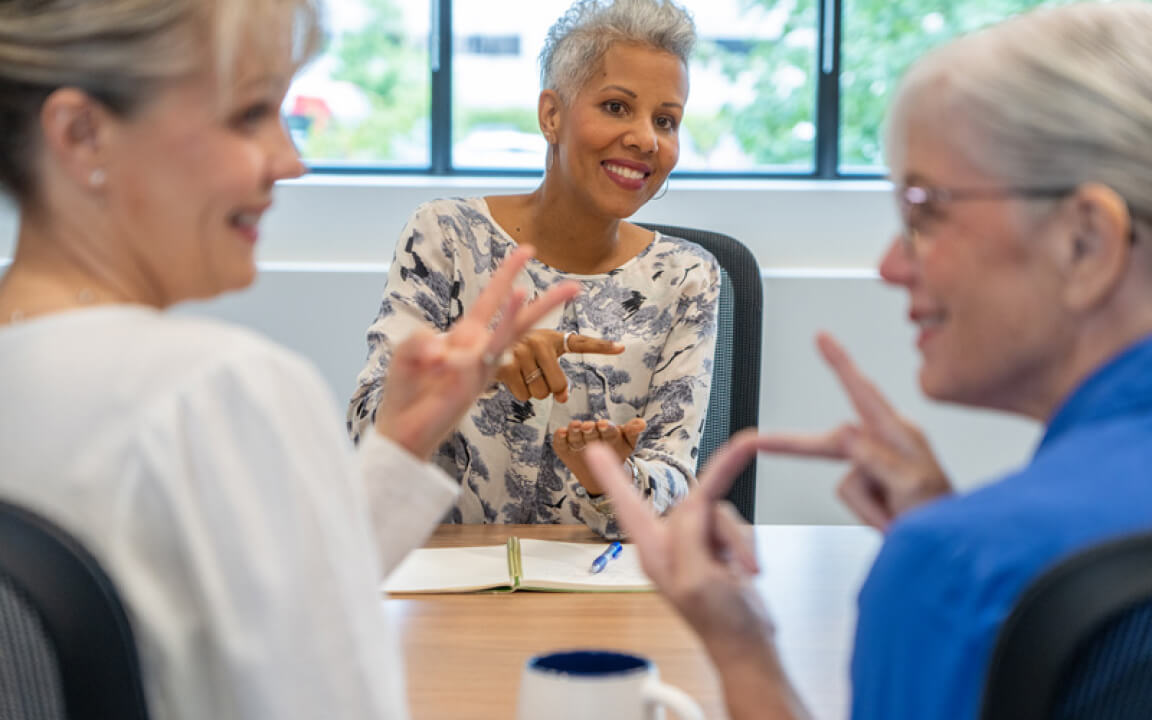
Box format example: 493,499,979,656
0,0,323,204
540,0,696,101
885,2,1152,226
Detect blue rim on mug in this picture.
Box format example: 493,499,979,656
527,650,651,676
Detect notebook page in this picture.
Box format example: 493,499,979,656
517,540,652,591
382,545,510,594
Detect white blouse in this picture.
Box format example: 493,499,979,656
0,306,457,720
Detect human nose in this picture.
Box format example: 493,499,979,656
268,118,308,182
878,235,917,288
624,118,659,154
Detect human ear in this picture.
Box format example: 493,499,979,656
38,88,115,192
1060,183,1132,311
538,89,562,145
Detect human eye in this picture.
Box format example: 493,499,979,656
231,101,275,132
655,115,679,132
900,186,946,232
601,100,627,116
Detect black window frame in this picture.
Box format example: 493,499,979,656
305,0,866,180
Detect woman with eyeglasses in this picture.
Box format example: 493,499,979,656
347,0,720,538
586,3,1152,719
0,1,574,717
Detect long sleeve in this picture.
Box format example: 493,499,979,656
359,430,458,575
119,344,448,720
348,203,459,445
346,198,720,534
568,251,721,535
851,520,996,720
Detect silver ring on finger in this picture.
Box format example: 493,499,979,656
562,331,575,354
523,368,544,384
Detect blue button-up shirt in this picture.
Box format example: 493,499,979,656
851,334,1152,720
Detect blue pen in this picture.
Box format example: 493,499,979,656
589,541,623,574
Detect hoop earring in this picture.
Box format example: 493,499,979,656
652,178,670,201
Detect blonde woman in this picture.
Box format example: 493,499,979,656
0,1,574,718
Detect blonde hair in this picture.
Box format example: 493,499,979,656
540,0,695,101
885,2,1152,225
0,0,323,203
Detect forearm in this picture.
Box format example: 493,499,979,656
358,431,458,576
567,453,689,538
707,640,812,720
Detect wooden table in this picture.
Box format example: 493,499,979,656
384,524,881,720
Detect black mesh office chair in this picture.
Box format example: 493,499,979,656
981,531,1152,720
0,501,150,720
639,224,762,522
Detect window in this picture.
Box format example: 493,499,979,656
287,0,1101,178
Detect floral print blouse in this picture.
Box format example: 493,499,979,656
348,197,719,537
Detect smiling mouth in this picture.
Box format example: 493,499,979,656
230,211,262,229
602,162,650,180
914,313,945,330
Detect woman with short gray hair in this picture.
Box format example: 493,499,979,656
587,3,1152,719
349,0,720,537
540,0,697,100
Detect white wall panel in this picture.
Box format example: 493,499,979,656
1,179,1040,523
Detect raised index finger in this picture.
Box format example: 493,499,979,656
465,245,536,330
584,444,661,541
816,332,904,440
695,430,763,503
560,333,625,355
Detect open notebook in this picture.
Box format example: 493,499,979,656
382,538,653,594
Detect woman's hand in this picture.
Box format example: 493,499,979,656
552,417,646,494
585,435,810,720
374,246,580,460
758,333,953,530
495,330,624,403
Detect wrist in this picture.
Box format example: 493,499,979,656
710,641,808,720
374,419,433,462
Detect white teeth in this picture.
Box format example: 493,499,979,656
604,163,645,180
231,212,260,228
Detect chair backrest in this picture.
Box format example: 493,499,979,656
0,501,150,720
981,531,1152,720
639,223,763,522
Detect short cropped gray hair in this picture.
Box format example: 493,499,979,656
540,0,696,101
0,0,323,204
885,2,1152,225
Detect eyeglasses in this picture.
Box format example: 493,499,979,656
895,184,1075,254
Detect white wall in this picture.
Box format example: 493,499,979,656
0,178,1041,523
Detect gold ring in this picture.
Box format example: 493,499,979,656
523,368,543,384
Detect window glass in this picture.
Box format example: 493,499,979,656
286,0,431,167
839,0,1082,173
451,0,818,173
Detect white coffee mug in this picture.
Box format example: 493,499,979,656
516,649,704,720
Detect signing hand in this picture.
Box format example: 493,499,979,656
496,330,624,403
759,333,953,530
585,436,809,720
374,246,580,460
552,417,646,495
